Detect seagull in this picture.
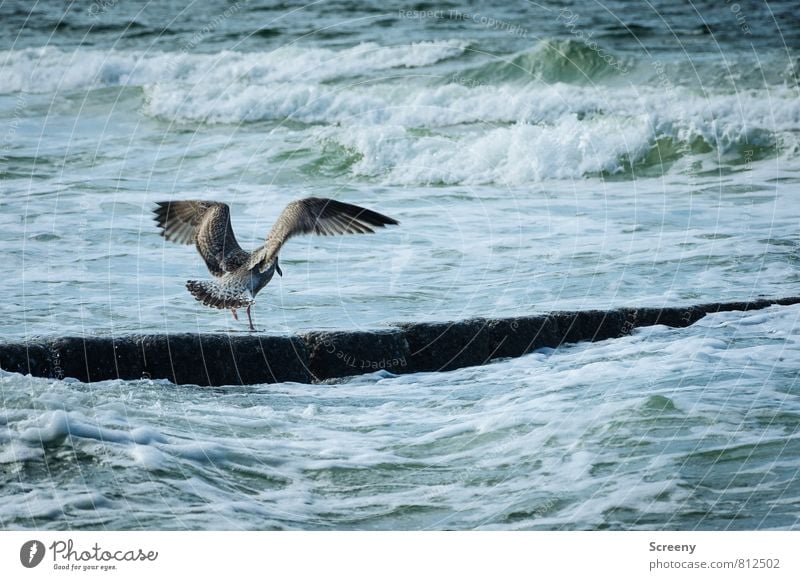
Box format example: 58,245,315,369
154,197,398,330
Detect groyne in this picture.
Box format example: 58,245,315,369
1,297,797,386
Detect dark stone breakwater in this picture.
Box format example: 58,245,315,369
1,298,798,386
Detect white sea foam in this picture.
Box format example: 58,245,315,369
317,117,654,183
143,79,800,133
0,305,797,529
0,42,468,93
130,444,170,471
141,80,799,183
0,440,44,464
2,46,797,186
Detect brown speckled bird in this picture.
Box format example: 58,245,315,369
154,197,398,330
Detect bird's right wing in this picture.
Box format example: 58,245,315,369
153,201,248,277
247,197,398,272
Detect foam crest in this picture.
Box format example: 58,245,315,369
0,41,467,93
142,79,798,183
143,80,800,130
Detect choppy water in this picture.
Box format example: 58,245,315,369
2,305,799,530
1,0,799,530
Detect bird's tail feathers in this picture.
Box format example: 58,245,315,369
186,280,253,310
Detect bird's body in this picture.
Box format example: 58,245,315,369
154,197,398,330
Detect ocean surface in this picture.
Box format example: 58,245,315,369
1,0,799,530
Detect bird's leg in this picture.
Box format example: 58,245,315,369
231,308,239,321
246,304,256,332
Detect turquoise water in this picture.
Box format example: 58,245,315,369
1,0,799,530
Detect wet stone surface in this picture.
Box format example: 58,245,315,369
1,298,798,385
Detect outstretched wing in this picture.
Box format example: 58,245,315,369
248,197,399,272
153,201,249,277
